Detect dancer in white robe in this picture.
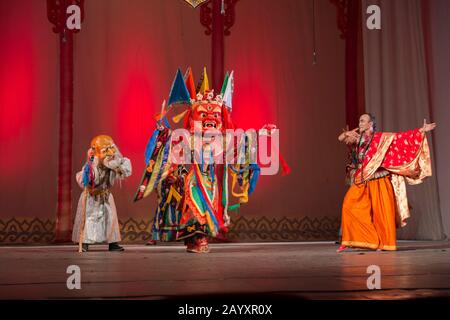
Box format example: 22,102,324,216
72,135,132,252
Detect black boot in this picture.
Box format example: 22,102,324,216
82,243,89,252
108,242,124,252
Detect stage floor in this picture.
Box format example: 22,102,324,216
1,241,450,300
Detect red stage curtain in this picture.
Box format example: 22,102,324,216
1,0,347,242
0,0,59,221
224,0,347,222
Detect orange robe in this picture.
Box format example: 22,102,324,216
341,129,432,251
341,176,397,250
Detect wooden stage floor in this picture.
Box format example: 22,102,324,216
1,241,450,300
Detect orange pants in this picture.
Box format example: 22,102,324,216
341,176,397,251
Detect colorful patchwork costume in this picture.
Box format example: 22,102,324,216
134,68,287,253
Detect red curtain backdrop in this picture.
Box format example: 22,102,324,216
72,0,213,222
224,0,347,221
1,0,347,238
0,0,59,220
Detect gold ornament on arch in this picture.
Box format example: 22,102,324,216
184,0,209,9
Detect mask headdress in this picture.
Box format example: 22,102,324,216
196,66,210,95
167,68,191,107
167,67,235,129
184,67,197,100
163,68,191,124
221,70,234,112
221,71,229,95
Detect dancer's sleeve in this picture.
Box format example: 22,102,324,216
381,128,424,168
134,127,172,202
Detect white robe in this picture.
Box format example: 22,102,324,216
72,157,132,244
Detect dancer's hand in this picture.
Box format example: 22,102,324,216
339,128,359,143
87,149,94,160
86,149,98,167
420,119,436,133
346,128,360,140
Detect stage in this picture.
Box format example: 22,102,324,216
1,241,449,300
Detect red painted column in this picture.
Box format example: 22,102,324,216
346,0,365,129
47,0,84,242
330,0,365,129
200,0,238,89
56,29,74,242
211,0,225,90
